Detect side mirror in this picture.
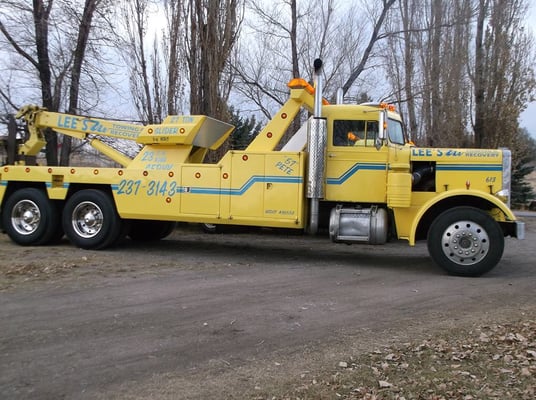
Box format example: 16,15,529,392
376,110,387,150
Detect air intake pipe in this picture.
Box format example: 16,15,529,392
306,59,327,234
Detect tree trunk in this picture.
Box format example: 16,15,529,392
60,0,100,166
33,0,58,165
473,0,488,148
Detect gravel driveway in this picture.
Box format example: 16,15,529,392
1,216,534,399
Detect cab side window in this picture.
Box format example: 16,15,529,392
333,120,378,147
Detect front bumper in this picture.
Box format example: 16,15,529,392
515,221,525,240
499,220,525,239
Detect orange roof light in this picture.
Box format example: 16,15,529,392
287,78,329,105
288,78,313,92
379,102,397,112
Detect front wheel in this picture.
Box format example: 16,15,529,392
62,189,123,250
427,207,504,277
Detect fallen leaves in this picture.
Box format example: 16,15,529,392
5,261,79,277
256,317,536,400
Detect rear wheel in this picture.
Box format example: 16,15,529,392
201,223,220,234
427,206,504,277
62,189,123,249
2,188,60,246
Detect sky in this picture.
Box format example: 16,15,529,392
520,103,536,137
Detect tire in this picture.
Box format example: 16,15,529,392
1,188,60,246
62,189,123,250
128,220,176,241
427,206,504,277
48,223,65,244
201,223,220,234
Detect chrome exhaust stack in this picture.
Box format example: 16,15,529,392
306,59,327,234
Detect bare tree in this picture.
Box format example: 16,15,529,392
0,0,115,165
473,0,536,149
0,0,58,164
185,0,241,118
232,0,393,129
60,0,103,166
164,0,185,116
121,0,157,123
341,0,396,96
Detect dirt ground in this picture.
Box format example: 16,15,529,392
0,217,535,399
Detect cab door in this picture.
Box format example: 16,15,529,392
325,118,388,203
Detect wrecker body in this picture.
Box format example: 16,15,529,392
0,62,524,276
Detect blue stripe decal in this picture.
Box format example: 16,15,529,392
0,181,7,187
221,175,303,196
326,163,386,185
45,182,69,189
186,175,302,196
436,164,502,172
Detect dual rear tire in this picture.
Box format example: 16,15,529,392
61,189,125,249
2,188,173,249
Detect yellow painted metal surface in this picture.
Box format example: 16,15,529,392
387,173,412,207
324,105,389,203
410,148,503,194
181,165,222,216
227,151,305,226
137,115,233,148
246,88,315,151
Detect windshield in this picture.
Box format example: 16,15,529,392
388,119,405,145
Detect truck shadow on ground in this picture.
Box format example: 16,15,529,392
112,227,444,277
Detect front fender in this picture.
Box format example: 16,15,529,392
409,189,517,245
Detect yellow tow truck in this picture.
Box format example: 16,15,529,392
0,60,524,276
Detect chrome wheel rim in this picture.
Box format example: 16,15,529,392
11,199,41,235
71,201,103,238
441,220,489,266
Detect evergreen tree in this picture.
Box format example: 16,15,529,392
228,107,262,150
511,128,536,208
